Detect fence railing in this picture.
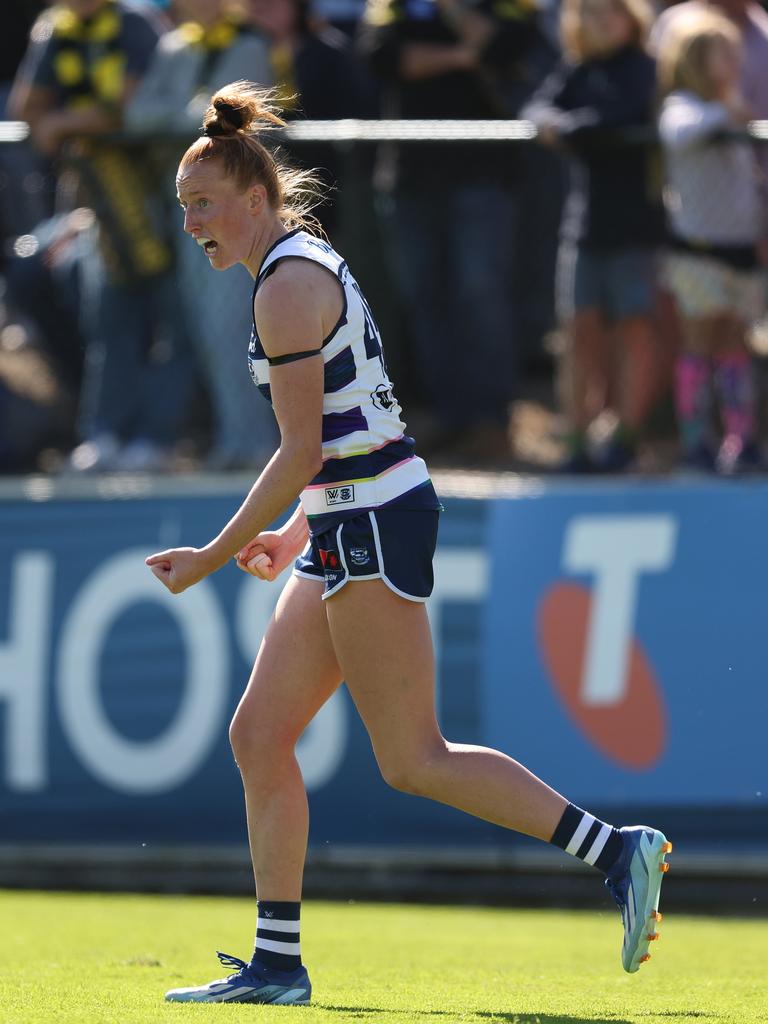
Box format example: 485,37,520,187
3,118,768,145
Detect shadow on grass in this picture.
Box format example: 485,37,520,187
314,1007,643,1023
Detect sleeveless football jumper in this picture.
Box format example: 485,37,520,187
248,229,440,536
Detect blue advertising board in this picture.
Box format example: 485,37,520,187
0,477,766,851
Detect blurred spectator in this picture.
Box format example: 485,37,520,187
128,0,272,130
358,0,542,463
9,0,197,473
4,208,91,398
244,0,378,231
651,0,768,125
127,0,278,470
525,0,666,473
658,10,766,473
309,0,367,38
0,2,51,249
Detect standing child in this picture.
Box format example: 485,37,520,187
658,11,766,473
526,0,666,472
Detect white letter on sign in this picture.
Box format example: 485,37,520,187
57,549,229,793
0,553,54,790
563,516,677,706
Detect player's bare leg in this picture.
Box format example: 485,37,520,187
166,575,340,1004
325,579,671,972
230,574,342,898
325,579,567,840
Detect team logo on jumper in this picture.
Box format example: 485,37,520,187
326,485,355,506
371,385,396,412
349,547,370,566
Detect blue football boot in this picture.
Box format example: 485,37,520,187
165,951,311,1004
606,826,672,973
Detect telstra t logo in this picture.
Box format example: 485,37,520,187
537,515,677,770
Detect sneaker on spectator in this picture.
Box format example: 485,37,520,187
67,433,120,473
716,435,762,476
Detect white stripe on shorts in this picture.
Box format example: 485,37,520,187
565,813,596,856
582,823,612,866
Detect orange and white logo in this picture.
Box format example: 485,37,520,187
537,516,676,771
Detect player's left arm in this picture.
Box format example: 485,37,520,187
147,260,334,594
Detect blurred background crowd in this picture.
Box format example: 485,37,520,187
1,0,768,476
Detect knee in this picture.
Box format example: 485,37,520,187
379,760,418,795
228,711,256,771
376,740,446,797
228,706,294,774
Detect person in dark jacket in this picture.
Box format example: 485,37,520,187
526,0,667,472
358,0,543,463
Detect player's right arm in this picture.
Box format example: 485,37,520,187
235,505,310,582
147,260,332,594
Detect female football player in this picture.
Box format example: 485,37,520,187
147,81,671,1005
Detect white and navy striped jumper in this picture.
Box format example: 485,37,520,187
248,229,440,534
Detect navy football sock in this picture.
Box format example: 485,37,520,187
250,901,301,973
550,803,624,875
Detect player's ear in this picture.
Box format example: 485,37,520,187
248,183,268,214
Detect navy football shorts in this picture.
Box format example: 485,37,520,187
293,507,439,602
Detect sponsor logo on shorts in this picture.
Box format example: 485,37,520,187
349,547,370,565
325,485,355,506
319,549,340,569
325,572,342,583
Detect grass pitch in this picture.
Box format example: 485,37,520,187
1,890,766,1024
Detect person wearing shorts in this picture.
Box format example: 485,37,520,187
527,0,666,473
146,80,671,1006
658,11,767,472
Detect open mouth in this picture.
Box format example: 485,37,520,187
196,236,218,257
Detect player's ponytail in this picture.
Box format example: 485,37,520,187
179,81,325,234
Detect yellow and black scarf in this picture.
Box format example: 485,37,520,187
50,0,126,109
49,1,171,281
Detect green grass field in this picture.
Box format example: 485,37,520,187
1,891,766,1024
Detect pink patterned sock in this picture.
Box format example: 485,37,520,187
713,352,756,443
675,354,712,450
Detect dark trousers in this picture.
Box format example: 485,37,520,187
384,181,519,429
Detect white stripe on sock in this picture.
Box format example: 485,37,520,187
258,917,301,933
256,938,301,955
582,823,612,866
565,813,596,856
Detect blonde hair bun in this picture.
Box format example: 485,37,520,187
202,81,285,139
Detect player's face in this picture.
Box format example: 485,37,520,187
176,160,265,271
